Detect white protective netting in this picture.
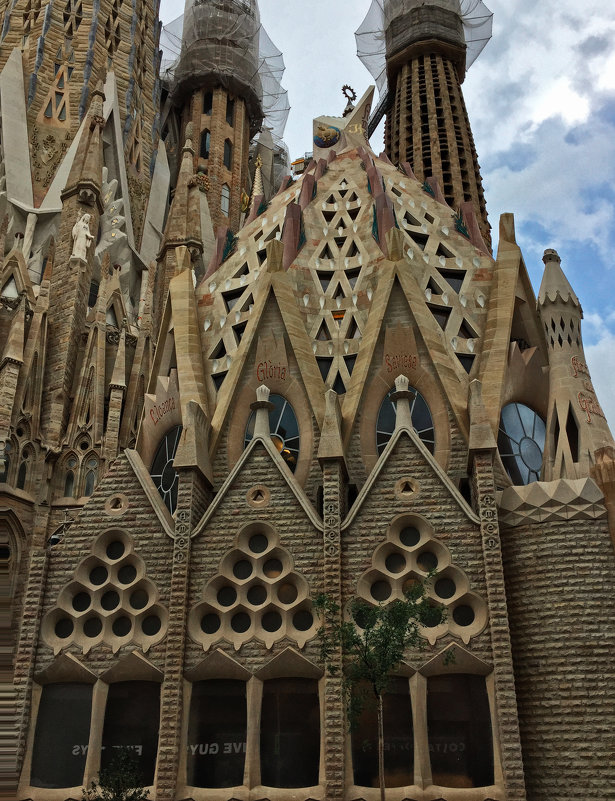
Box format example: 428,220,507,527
160,0,289,141
356,0,493,95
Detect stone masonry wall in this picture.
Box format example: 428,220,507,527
501,516,615,800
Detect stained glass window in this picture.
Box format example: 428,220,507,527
376,386,435,455
497,402,545,485
150,425,182,514
244,395,300,472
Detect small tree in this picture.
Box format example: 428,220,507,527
314,586,445,801
82,748,149,801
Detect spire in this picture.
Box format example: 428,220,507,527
1,294,25,367
159,123,203,260
538,249,581,308
249,154,264,213
61,82,105,212
109,327,126,390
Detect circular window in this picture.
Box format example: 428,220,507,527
142,614,162,636
277,582,298,604
244,395,300,472
293,609,314,631
233,559,253,580
247,584,267,606
249,534,269,554
385,552,406,574
498,403,546,485
130,589,149,609
435,578,456,599
89,566,108,586
231,612,251,633
263,558,283,577
371,580,391,601
55,618,74,639
453,604,475,627
201,613,221,634
72,592,91,612
377,387,435,456
417,551,438,573
150,425,183,514
118,564,137,585
217,586,237,607
400,526,421,548
106,541,125,560
262,611,282,632
101,590,120,611
83,617,103,638
112,616,132,637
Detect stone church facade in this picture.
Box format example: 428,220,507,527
4,1,615,800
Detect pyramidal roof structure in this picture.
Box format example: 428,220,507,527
199,89,492,440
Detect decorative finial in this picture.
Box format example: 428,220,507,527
255,154,263,169
543,248,561,264
342,85,357,117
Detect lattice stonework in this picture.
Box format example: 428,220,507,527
357,513,488,645
38,46,74,125
42,530,168,654
189,522,316,650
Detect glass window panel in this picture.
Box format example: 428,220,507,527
244,394,300,473
31,683,92,788
260,678,319,788
187,680,246,788
427,674,493,788
352,677,413,788
150,426,182,514
101,681,160,786
498,403,545,486
377,388,435,455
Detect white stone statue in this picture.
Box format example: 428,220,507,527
71,213,94,261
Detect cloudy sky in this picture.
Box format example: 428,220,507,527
161,0,615,424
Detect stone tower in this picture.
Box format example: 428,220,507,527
170,0,264,233
357,0,492,248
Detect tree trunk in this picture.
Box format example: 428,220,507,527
377,692,385,801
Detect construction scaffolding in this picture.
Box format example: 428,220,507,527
159,0,290,142
356,0,493,95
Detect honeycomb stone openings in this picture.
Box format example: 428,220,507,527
42,529,168,654
189,522,316,651
356,513,488,645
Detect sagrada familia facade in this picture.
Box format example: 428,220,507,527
4,0,615,799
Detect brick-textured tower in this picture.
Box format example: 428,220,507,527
362,0,492,248
171,0,264,233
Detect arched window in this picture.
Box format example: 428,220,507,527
16,457,28,490
63,456,78,498
30,683,93,788
226,96,234,126
377,386,435,455
244,394,300,472
351,677,413,788
187,680,247,788
497,402,546,485
200,129,210,160
203,90,212,115
150,425,183,514
426,674,494,788
101,681,160,786
260,678,320,788
83,457,98,496
223,139,232,170
221,183,230,216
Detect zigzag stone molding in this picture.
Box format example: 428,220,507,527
497,477,606,527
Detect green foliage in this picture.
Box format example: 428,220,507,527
314,583,445,721
82,749,149,801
